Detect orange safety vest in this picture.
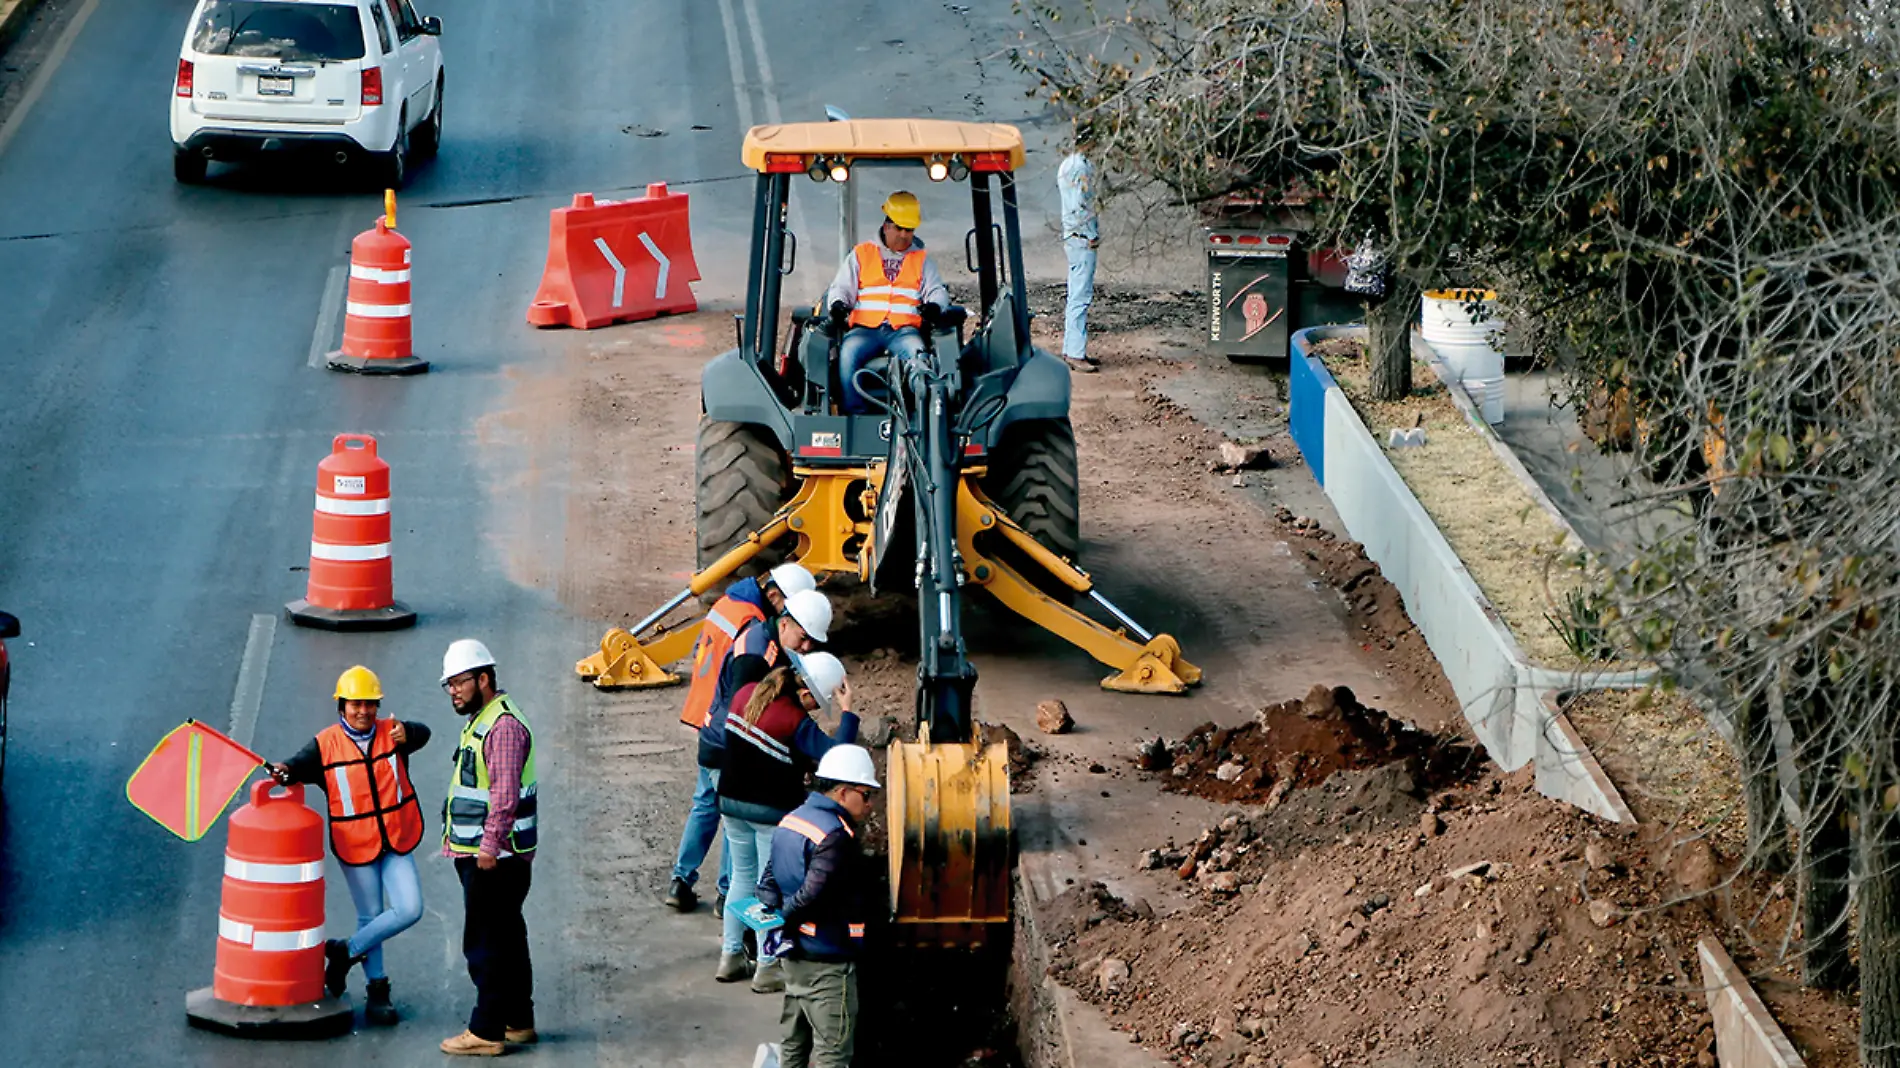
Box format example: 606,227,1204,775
316,719,424,866
679,594,769,729
848,242,927,329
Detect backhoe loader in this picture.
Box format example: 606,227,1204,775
577,119,1199,945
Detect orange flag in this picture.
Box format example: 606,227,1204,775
125,720,264,842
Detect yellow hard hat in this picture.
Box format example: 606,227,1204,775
881,191,921,230
335,665,384,702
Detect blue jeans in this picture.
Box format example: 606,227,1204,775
338,850,424,981
720,815,779,958
838,324,926,414
670,765,731,894
1064,237,1097,361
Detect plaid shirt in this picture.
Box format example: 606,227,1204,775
443,709,533,861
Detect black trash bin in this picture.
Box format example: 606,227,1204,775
1204,229,1301,363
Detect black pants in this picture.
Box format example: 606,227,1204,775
455,856,534,1040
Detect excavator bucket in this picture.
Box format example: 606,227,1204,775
886,738,1013,948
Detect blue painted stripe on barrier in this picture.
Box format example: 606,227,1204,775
1287,326,1353,487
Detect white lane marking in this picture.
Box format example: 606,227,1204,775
714,0,753,131
638,231,670,299
741,0,781,125
307,264,347,368
0,0,105,161
594,237,627,308
227,614,275,752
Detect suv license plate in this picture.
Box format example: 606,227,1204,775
258,75,293,96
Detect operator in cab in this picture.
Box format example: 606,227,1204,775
823,191,951,414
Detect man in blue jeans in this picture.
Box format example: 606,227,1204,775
1057,123,1101,373
665,564,819,915
824,191,951,414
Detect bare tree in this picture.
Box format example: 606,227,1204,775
1022,0,1900,1057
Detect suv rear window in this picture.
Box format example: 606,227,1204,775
191,1,367,62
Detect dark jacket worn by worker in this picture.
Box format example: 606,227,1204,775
759,791,866,962
717,681,860,827
696,606,781,769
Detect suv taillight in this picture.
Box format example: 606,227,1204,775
175,59,194,98
360,67,383,106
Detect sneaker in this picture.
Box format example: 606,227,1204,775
322,939,355,997
439,1030,506,1057
715,951,755,983
664,877,698,913
364,977,398,1027
505,1027,539,1045
750,958,786,994
1064,356,1099,374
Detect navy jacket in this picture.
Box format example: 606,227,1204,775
759,792,865,962
694,577,774,768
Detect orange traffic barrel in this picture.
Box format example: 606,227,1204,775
328,214,428,375
186,780,353,1038
286,434,416,631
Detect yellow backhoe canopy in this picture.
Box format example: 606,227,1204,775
741,119,1026,174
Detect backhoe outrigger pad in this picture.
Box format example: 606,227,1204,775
1101,635,1201,695
575,627,682,690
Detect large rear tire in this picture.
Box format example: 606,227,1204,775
984,418,1081,562
696,419,792,580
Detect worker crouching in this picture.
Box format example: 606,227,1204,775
268,665,429,1027
759,745,880,1068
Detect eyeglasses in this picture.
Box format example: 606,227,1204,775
845,785,878,802
442,673,478,692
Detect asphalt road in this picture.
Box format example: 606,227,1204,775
0,0,1062,1063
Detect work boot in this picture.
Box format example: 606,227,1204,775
322,939,356,997
505,1026,540,1045
664,877,697,913
439,1030,506,1056
715,951,754,983
751,958,786,994
364,978,398,1026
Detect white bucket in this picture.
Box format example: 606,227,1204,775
1421,289,1506,424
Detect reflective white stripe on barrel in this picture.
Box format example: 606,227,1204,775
224,857,324,884
315,494,392,517
311,541,392,562
219,916,325,951
350,264,412,284
345,301,413,319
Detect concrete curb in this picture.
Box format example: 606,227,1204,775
1697,937,1808,1067
1289,326,1638,821
0,0,46,54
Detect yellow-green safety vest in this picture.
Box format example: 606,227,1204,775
442,694,538,857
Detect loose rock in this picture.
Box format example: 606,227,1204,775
1215,761,1246,782
1097,957,1131,995
1036,699,1075,735
1588,898,1620,929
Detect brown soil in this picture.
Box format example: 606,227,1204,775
1046,752,1858,1068
1151,684,1482,806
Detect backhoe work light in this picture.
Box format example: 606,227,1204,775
948,155,970,182
828,158,852,183
927,156,950,182
806,157,829,183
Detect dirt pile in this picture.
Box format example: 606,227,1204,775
982,722,1041,793
1144,685,1481,806
1046,768,1750,1067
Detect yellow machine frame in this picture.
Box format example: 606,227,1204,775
577,466,1200,694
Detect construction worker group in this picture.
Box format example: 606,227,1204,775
271,638,542,1057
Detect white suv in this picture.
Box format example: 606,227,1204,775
170,0,444,188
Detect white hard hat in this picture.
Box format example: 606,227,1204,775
782,589,833,644
794,651,847,708
768,563,817,598
441,638,496,684
816,744,880,789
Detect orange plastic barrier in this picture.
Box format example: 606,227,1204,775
527,184,701,329
328,217,428,375
185,781,352,1038
285,434,416,631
